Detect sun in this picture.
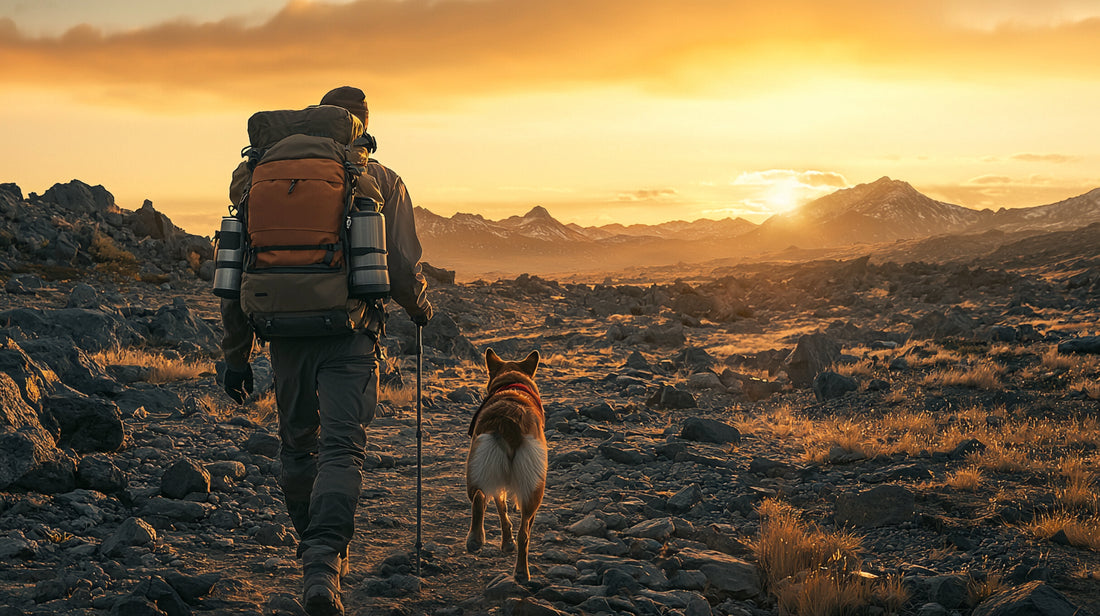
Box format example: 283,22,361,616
763,178,801,213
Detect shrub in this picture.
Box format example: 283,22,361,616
92,347,209,384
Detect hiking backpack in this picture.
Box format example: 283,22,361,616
215,104,390,338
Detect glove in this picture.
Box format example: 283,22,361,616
224,364,254,404
413,301,433,327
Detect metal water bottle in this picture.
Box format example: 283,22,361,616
347,198,390,299
212,216,244,299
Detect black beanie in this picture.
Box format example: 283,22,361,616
320,86,368,127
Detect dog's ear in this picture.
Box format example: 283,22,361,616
486,348,503,376
519,350,540,376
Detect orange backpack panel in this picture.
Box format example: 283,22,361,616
248,158,347,268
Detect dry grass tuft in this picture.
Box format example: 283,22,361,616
968,574,1008,606
966,443,1028,473
836,357,874,378
754,499,906,615
200,391,278,426
92,347,210,384
246,390,279,425
1025,512,1100,550
922,364,1003,389
1056,457,1098,511
380,382,416,409
945,466,983,492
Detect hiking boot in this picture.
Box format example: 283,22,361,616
302,575,343,616
302,549,344,616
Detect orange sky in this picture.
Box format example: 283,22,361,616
2,0,1100,234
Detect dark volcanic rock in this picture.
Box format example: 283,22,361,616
76,453,128,493
1056,335,1100,354
971,581,1082,616
834,484,915,527
141,297,220,352
43,393,126,452
0,373,65,490
812,370,858,401
21,337,121,396
0,308,139,352
42,180,122,215
680,417,740,444
129,199,180,241
785,333,842,388
161,458,211,499
646,384,696,410
100,516,157,557
0,337,61,410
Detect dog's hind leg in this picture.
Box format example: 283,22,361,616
495,494,515,554
466,487,487,553
514,482,545,583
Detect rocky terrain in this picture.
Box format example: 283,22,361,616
0,180,1099,616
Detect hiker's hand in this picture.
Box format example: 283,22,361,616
224,365,254,404
413,302,432,327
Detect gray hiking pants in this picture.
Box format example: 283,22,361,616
269,333,378,564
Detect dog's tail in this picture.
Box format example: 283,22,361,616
469,423,547,503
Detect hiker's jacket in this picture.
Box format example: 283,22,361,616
220,151,430,370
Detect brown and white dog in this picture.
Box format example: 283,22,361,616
466,348,547,583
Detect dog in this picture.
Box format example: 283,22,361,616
466,348,547,583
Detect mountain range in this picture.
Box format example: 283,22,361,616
415,177,1100,276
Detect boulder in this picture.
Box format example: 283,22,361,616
972,581,1081,616
624,351,652,371
161,458,211,499
142,297,220,352
667,484,703,513
0,337,61,410
834,484,915,527
0,308,138,352
646,385,696,410
76,453,127,493
100,516,157,557
643,322,687,348
21,337,120,396
1057,336,1100,354
927,575,969,610
673,547,762,601
680,418,740,444
912,308,975,340
784,333,842,388
129,199,179,241
41,180,121,216
812,371,858,401
673,347,715,371
66,283,100,309
43,393,125,453
0,372,67,491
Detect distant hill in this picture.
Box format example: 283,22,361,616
973,187,1100,233
414,176,1100,277
739,177,987,250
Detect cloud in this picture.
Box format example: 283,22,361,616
732,169,848,189
2,0,1100,112
1010,153,1080,163
616,188,678,202
929,176,1097,209
967,174,1014,185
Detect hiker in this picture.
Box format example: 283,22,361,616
219,86,432,615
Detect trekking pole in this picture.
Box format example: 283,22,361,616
415,324,423,577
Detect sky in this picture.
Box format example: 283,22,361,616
2,0,1100,235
